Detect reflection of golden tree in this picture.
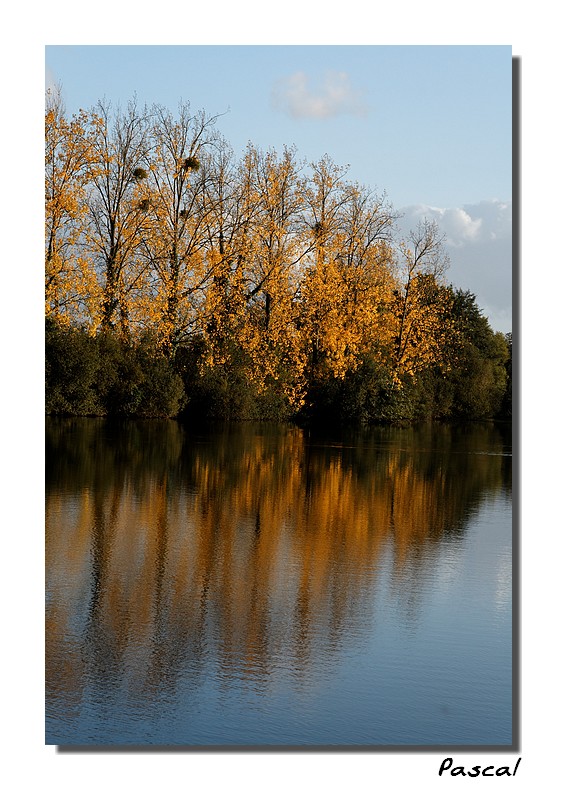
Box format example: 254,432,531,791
45,488,94,716
46,420,510,706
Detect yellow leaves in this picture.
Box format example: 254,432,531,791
45,103,106,326
388,270,453,385
46,108,454,405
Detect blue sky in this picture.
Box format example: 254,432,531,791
46,45,513,330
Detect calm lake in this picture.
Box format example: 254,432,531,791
45,418,513,747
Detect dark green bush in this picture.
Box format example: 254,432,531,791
46,321,186,418
45,320,102,415
182,360,257,420
499,333,513,418
299,356,418,425
96,333,144,416
136,338,186,418
173,336,295,422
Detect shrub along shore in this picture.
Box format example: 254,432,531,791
46,304,511,424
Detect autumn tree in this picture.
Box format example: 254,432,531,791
185,141,308,418
196,137,254,364
390,219,451,384
329,181,397,366
45,88,100,327
236,144,309,406
140,103,222,356
170,139,267,419
298,155,353,381
85,98,152,338
298,157,397,388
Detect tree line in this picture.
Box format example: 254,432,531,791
45,90,511,422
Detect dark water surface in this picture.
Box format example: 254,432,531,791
45,418,513,746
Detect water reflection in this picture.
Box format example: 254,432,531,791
45,419,512,743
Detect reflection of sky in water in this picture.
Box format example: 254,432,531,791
355,494,512,745
426,495,512,614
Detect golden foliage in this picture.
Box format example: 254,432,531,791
45,102,453,405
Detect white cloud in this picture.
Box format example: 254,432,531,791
439,208,483,246
399,200,513,332
402,200,511,248
271,70,367,119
